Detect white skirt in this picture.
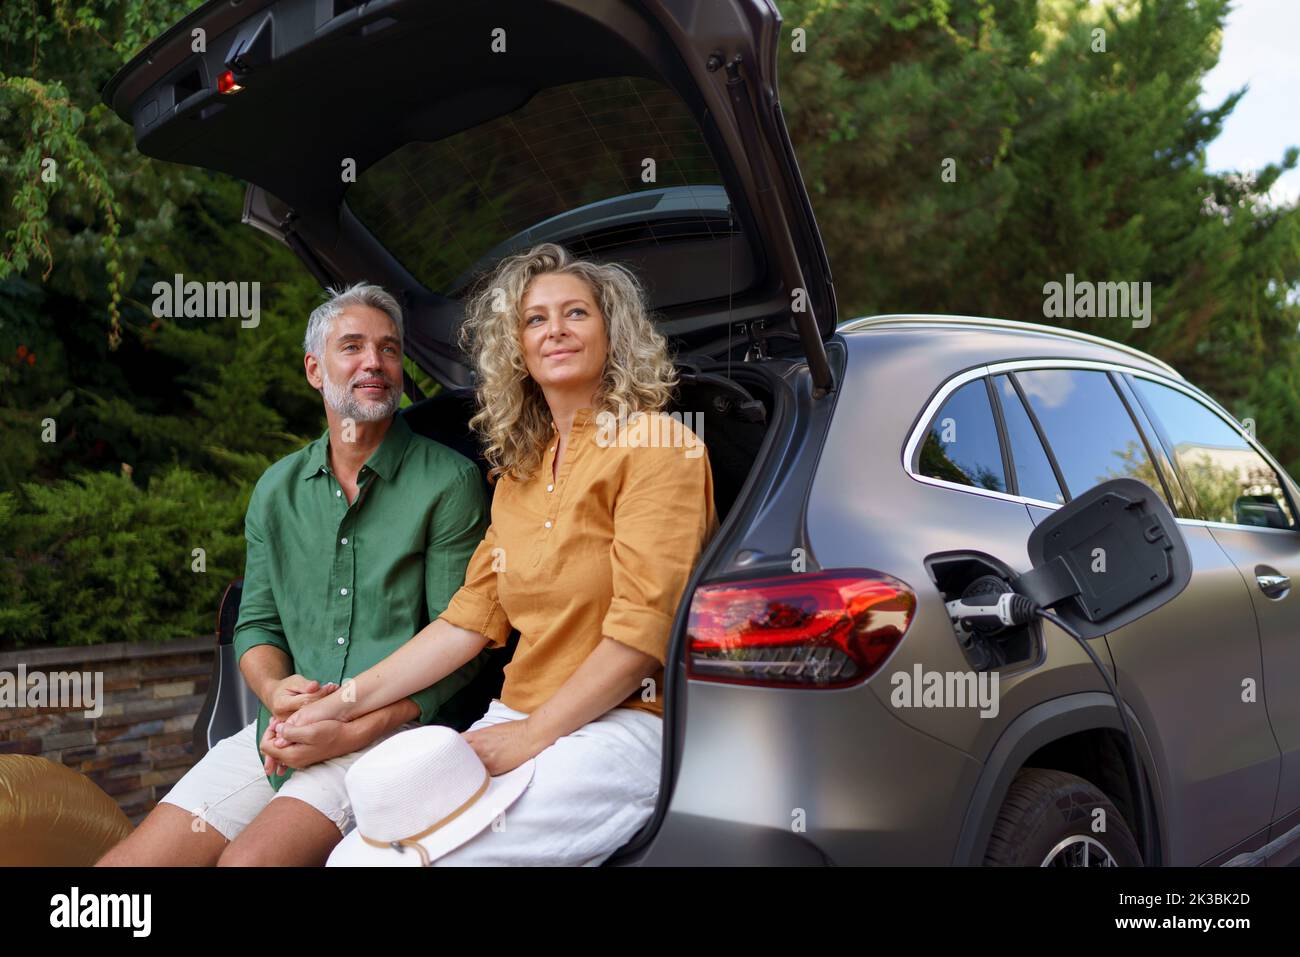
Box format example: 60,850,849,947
429,699,663,866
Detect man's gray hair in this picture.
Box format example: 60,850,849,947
304,282,404,356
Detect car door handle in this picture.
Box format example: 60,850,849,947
1256,573,1290,598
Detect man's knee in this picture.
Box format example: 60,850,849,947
217,797,343,867
96,802,227,867
215,840,268,867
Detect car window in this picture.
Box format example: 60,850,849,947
917,379,1007,493
993,375,1064,504
1131,378,1296,529
346,76,730,296
1014,369,1167,502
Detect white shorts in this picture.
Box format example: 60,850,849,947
160,718,419,841
428,699,663,867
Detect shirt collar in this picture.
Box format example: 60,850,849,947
301,428,332,480
551,407,598,433
364,413,414,480
301,413,414,481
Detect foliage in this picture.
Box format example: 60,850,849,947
0,466,248,647
0,2,323,648
0,1,204,346
779,0,1300,471
2,0,1299,646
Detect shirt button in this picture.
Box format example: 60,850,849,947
340,537,348,545
337,636,345,645
547,484,554,492
336,489,342,498
340,587,348,596
544,520,552,529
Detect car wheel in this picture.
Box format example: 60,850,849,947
983,767,1142,866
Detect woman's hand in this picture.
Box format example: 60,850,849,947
461,719,547,776
269,676,338,722
284,689,348,729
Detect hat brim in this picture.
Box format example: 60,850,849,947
327,758,535,867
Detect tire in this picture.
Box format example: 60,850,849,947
983,767,1142,866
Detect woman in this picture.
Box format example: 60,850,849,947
278,242,719,865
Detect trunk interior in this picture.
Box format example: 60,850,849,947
401,361,776,522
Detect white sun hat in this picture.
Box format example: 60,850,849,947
327,725,534,867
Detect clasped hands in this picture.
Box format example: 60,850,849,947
258,675,549,776
257,675,343,776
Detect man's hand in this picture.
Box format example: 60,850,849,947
269,675,338,722
259,717,351,774
461,719,547,776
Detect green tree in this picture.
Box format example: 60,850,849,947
0,1,204,345
779,0,1300,472
0,2,329,648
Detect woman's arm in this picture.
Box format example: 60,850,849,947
287,617,489,727
525,637,660,749
464,636,660,775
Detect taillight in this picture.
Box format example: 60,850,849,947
217,70,245,94
686,569,916,688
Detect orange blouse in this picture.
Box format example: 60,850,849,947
438,407,719,718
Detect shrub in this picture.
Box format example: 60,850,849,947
0,465,254,649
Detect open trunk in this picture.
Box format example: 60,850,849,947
104,0,838,393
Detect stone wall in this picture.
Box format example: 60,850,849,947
0,637,214,824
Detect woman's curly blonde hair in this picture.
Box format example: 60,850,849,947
458,242,679,483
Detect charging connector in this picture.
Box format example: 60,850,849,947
945,591,1038,632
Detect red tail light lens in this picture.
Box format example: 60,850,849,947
217,70,244,94
686,570,916,688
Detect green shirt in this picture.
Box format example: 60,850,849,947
232,413,489,790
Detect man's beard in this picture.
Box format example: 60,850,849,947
321,366,401,422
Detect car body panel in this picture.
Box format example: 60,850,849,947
637,678,983,865
1209,525,1300,824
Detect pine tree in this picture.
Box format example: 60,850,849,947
778,0,1300,471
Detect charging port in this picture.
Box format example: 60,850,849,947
925,551,1042,671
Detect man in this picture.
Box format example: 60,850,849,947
97,283,490,866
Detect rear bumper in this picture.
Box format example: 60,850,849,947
619,680,983,865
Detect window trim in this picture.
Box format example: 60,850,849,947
984,374,1019,497
1101,368,1180,511
1002,371,1069,503
1112,372,1195,519
906,365,1016,503
903,358,1300,533
910,371,1012,497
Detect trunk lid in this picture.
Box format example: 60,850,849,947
104,0,836,392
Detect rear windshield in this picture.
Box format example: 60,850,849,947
347,76,731,295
